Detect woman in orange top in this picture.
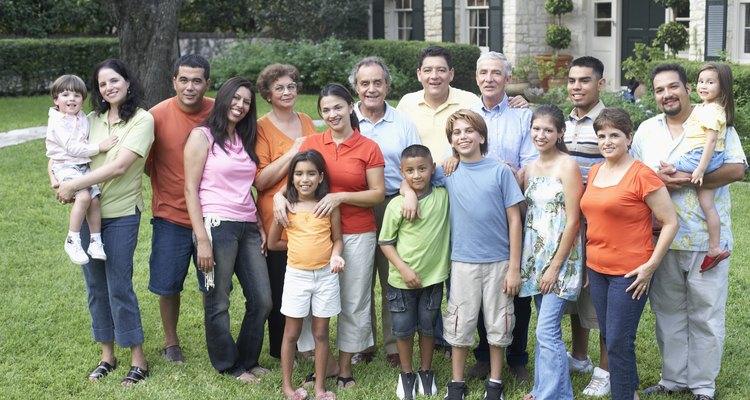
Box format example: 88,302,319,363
254,64,317,359
579,108,678,400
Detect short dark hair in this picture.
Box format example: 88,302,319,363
401,144,433,163
173,54,210,80
593,108,633,139
445,109,488,156
649,63,688,87
570,56,604,80
418,45,453,70
256,63,302,102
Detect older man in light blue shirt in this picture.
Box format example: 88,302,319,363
467,51,536,383
348,56,421,367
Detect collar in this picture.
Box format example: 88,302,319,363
479,94,509,115
322,128,362,148
569,100,605,122
355,101,394,125
418,86,460,107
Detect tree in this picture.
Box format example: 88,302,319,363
100,0,182,108
252,0,368,41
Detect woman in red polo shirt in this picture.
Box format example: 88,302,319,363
275,83,385,389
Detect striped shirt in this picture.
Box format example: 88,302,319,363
564,100,605,183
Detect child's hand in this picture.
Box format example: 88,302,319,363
330,255,345,273
691,168,705,186
503,268,521,296
99,135,119,152
400,266,422,289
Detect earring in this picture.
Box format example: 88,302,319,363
557,137,564,144
101,99,106,103
127,89,131,95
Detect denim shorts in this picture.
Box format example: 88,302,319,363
387,282,444,339
673,147,724,175
148,217,203,295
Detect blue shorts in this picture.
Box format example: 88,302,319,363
673,148,724,175
148,218,203,296
387,282,444,339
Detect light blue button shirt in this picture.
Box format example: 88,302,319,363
356,101,421,195
471,95,537,170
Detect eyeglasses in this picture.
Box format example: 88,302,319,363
273,83,298,94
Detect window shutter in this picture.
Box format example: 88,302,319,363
704,0,727,60
413,0,425,40
489,0,503,51
442,0,455,42
373,0,385,39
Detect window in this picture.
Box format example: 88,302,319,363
744,3,750,54
594,1,613,37
395,0,413,40
467,0,489,47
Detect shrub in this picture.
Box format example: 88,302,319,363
546,25,572,51
0,38,119,96
654,22,689,56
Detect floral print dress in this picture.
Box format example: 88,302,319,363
520,176,583,300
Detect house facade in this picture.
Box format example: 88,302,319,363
369,0,745,88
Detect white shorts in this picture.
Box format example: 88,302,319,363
51,163,101,198
281,264,341,319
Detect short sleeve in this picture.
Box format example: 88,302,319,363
634,162,665,200
724,126,748,165
497,163,524,207
697,103,725,132
255,122,274,171
120,111,154,157
378,198,403,245
365,140,385,169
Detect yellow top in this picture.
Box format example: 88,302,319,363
286,211,333,270
680,103,726,153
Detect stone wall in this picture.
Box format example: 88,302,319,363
178,33,240,59
425,0,443,41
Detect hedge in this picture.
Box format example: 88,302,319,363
0,38,118,96
211,38,481,99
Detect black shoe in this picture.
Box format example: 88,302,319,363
417,369,437,395
467,361,490,380
444,381,467,400
397,371,417,400
642,384,674,395
694,395,714,400
483,380,504,400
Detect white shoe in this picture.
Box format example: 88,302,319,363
567,351,594,373
397,371,417,400
65,237,89,265
582,367,610,397
87,238,107,261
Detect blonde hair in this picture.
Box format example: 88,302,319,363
445,109,488,156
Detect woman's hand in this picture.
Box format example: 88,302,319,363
258,226,267,256
99,135,119,153
56,181,76,203
196,238,215,272
442,156,459,176
313,193,343,218
624,262,656,300
330,255,345,273
290,136,306,153
273,191,293,227
539,263,560,294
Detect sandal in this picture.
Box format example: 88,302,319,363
161,344,184,364
121,365,148,386
302,372,316,388
336,375,356,389
88,359,117,381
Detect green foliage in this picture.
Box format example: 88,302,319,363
544,0,574,15
0,38,119,96
0,0,114,37
512,56,536,81
251,0,368,41
622,43,666,83
212,39,481,99
546,25,572,51
179,0,256,33
654,0,689,12
654,22,689,56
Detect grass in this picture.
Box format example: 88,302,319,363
2,141,749,399
0,93,324,133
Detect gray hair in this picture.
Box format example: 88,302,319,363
348,56,393,91
476,51,512,77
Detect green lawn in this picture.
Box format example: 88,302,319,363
0,93,324,133
1,139,749,399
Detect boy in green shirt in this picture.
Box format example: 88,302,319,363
379,144,451,400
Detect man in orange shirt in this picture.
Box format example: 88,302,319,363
146,54,214,364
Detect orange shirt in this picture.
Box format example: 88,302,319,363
286,211,333,270
255,113,317,237
147,97,214,227
300,129,385,234
580,161,665,276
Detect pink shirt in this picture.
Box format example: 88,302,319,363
198,127,258,222
45,107,96,164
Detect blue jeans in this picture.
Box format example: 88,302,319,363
531,294,572,400
81,209,144,348
588,269,648,400
202,220,272,376
387,282,443,339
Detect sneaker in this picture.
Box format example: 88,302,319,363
65,236,89,265
351,351,374,364
483,380,504,400
567,351,594,373
397,371,417,400
582,367,610,397
417,369,437,396
444,381,467,400
467,361,490,380
694,395,714,400
87,237,107,260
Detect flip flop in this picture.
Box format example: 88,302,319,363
336,376,356,389
700,250,730,273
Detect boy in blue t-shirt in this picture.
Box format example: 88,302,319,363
379,145,451,399
439,109,524,400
